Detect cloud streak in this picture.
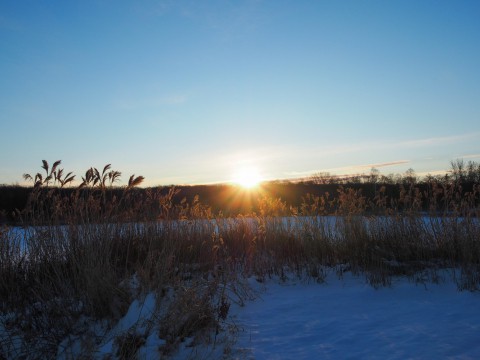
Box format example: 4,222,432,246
285,160,411,178
260,132,480,170
460,154,480,160
399,132,480,148
350,160,411,170
210,131,480,183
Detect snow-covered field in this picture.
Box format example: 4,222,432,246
51,271,480,359
228,272,480,360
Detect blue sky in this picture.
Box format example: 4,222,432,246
1,0,479,186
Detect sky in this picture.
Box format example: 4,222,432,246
1,0,479,186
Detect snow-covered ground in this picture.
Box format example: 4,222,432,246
3,271,480,359
228,272,480,360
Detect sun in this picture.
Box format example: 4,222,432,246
232,166,263,189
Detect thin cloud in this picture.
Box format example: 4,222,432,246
197,132,478,184
277,132,480,164
400,132,480,147
218,133,479,169
459,154,480,160
312,132,480,157
285,160,410,178
353,160,411,170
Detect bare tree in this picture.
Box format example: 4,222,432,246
450,159,466,183
369,168,380,184
403,168,417,185
310,172,336,184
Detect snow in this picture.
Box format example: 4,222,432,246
94,292,157,357
229,272,480,359
3,271,480,359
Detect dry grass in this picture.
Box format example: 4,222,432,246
1,160,479,358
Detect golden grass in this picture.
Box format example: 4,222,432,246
1,160,479,358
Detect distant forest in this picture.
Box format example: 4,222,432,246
1,159,479,224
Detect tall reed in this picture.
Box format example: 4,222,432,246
1,160,479,358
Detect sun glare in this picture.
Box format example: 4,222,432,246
233,167,263,189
